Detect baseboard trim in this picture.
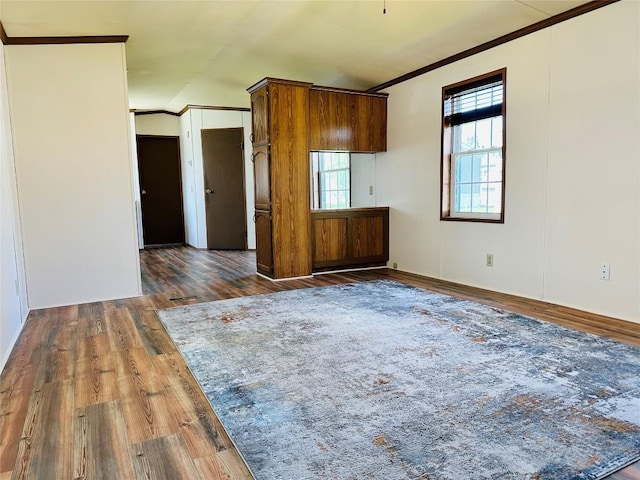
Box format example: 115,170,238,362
312,265,388,276
0,308,30,373
256,272,314,282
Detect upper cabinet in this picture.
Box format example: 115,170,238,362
309,87,388,153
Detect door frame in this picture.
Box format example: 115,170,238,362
136,134,186,247
201,127,248,250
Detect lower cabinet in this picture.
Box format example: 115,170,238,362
311,207,389,271
254,210,273,276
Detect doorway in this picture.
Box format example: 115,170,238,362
201,128,247,250
136,135,185,247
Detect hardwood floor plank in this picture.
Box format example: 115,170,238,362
128,306,179,356
117,346,178,443
105,305,144,353
1,246,638,479
151,353,242,459
74,337,118,409
49,321,78,384
131,433,203,480
0,365,36,473
194,451,253,480
0,311,45,386
608,463,640,480
74,400,136,479
12,380,74,479
78,302,107,337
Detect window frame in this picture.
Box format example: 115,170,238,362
440,68,506,223
310,151,352,210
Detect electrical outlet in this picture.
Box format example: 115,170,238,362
486,254,494,267
369,185,374,195
393,262,398,270
600,263,610,281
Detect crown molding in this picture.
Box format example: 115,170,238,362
369,0,619,92
0,21,128,45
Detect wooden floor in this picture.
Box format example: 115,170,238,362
1,246,639,479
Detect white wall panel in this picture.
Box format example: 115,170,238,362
6,43,141,309
376,2,639,322
351,153,377,208
543,1,639,320
134,113,180,136
0,42,29,370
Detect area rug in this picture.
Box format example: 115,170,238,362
157,280,640,479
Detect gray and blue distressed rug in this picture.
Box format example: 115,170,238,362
158,280,640,479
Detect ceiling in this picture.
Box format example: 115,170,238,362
0,0,590,112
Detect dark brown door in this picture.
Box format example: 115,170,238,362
201,128,247,250
136,135,185,246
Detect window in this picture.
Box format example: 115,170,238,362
310,151,351,209
441,69,506,222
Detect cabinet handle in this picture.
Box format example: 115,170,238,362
250,133,254,142
253,213,257,223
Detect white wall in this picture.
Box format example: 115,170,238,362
134,112,180,137
0,40,29,371
179,108,256,250
5,43,141,309
376,1,639,322
351,153,377,208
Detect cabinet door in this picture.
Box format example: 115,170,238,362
312,217,348,263
252,145,270,210
254,210,273,276
354,95,372,152
250,85,269,146
308,89,352,151
308,89,325,150
351,215,385,259
370,95,387,152
310,89,387,152
354,95,387,153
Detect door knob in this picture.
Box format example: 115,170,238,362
141,189,147,195
206,189,213,194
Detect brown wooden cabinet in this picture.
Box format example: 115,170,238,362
311,207,389,271
309,87,388,152
248,77,389,279
248,78,313,279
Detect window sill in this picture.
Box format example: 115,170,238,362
440,215,504,224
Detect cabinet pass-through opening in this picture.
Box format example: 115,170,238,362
310,151,351,210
